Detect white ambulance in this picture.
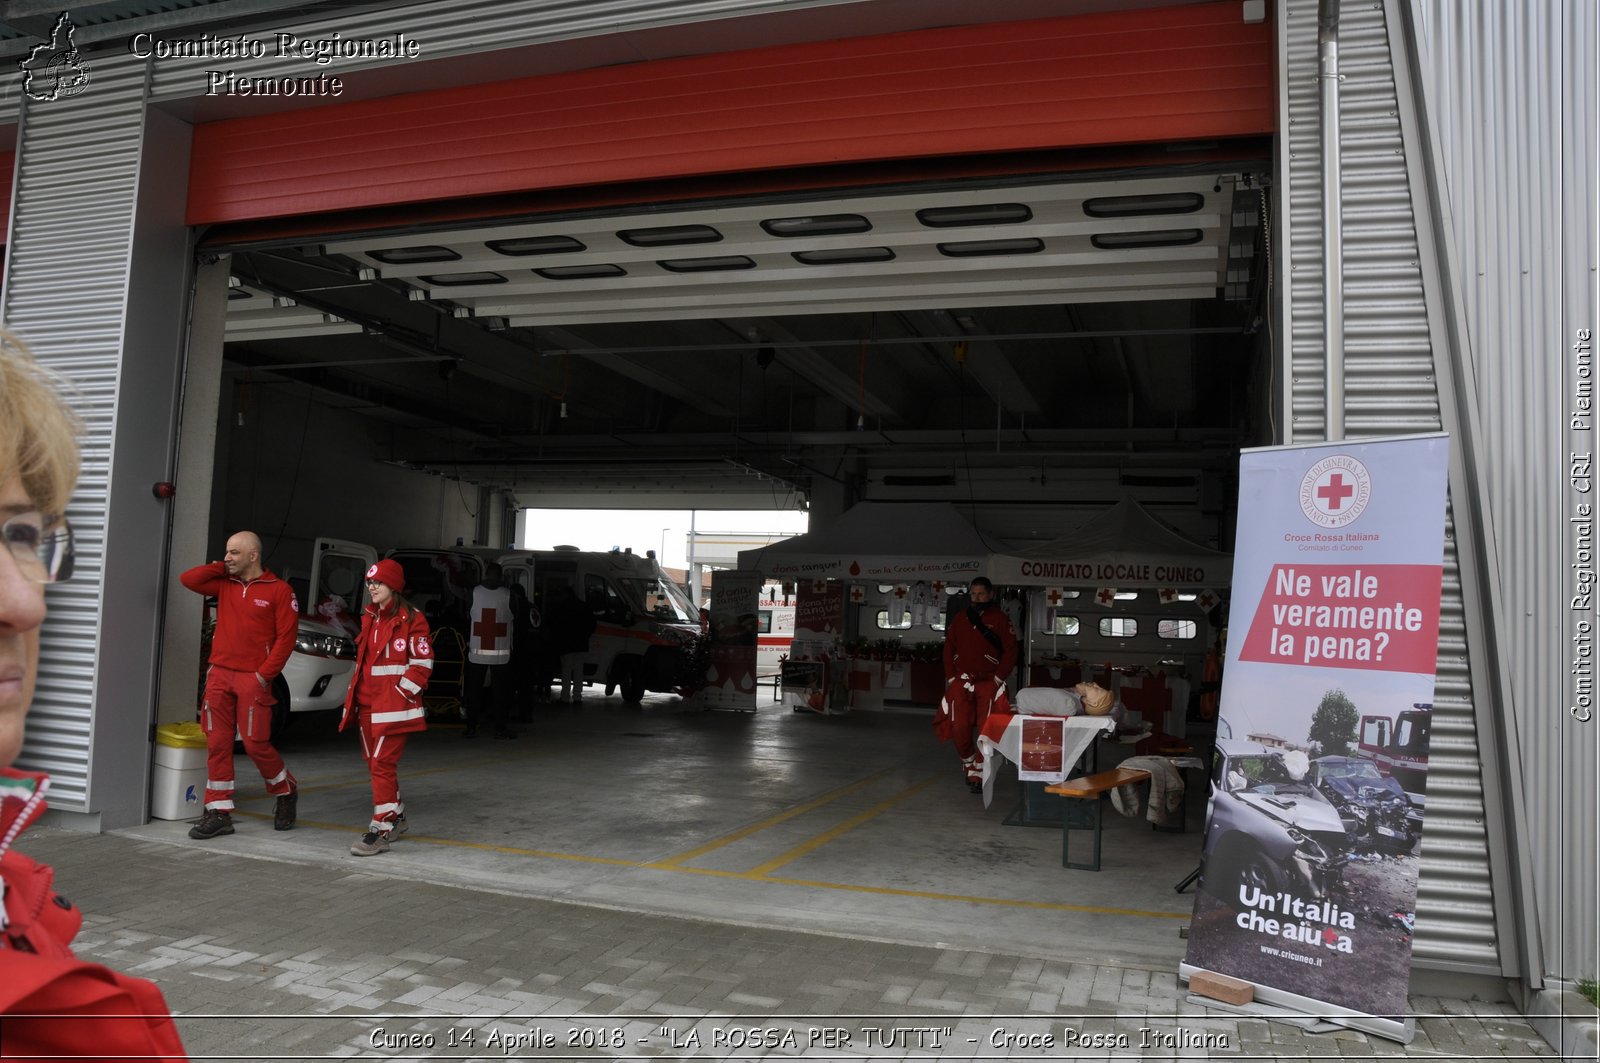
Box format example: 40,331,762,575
308,539,700,703
755,584,796,679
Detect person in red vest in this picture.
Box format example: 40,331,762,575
178,530,299,839
938,576,1018,792
341,559,432,856
0,331,188,1060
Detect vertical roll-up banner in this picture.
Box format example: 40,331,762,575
1181,434,1449,1044
698,570,763,711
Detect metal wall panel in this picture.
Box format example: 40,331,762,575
1279,0,1502,971
2,56,149,810
1409,0,1598,988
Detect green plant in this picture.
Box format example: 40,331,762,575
1579,978,1599,1009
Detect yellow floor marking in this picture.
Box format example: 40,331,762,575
230,810,1184,919
646,768,896,867
742,774,940,876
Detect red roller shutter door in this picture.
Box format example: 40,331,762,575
188,1,1272,226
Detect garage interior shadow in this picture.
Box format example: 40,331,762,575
125,694,1209,972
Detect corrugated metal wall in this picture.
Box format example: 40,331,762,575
2,55,149,809
1278,0,1502,971
1409,0,1598,988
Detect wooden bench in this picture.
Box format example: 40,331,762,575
1044,766,1152,871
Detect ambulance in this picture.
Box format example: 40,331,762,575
755,584,796,679
308,539,699,703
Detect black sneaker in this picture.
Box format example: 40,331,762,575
273,791,298,831
189,810,234,839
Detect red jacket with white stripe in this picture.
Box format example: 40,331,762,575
0,770,189,1062
340,601,432,736
179,561,298,679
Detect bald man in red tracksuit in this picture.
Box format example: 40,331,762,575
179,530,299,839
939,577,1018,792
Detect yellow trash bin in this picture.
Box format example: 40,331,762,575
151,722,207,820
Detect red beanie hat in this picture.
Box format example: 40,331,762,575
366,558,405,593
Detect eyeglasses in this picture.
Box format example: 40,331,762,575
3,511,74,583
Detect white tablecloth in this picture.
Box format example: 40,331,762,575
977,713,1115,808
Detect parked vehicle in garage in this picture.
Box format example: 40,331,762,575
530,546,700,702
309,539,699,704
1201,739,1349,905
1307,755,1425,853
200,603,356,742
756,584,796,680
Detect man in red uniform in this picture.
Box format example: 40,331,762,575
939,576,1018,792
178,531,299,839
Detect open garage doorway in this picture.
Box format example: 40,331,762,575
177,164,1275,968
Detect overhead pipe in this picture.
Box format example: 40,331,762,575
1318,0,1346,441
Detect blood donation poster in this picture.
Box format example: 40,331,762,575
1181,434,1449,1043
698,570,763,711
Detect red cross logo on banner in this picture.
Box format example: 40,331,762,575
1158,587,1178,604
1196,588,1219,611
1045,587,1064,606
473,608,507,649
1317,472,1356,511
893,585,908,600
930,581,945,593
849,585,865,603
1095,587,1117,605
812,580,828,594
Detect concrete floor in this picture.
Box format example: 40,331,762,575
125,692,1210,974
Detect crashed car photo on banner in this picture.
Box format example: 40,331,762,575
1307,754,1425,854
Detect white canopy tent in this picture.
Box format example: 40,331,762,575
989,500,1232,588
737,501,994,582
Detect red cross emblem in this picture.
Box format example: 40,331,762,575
893,585,908,600
1197,589,1219,611
849,585,865,603
1045,587,1063,606
930,581,945,593
473,608,507,649
812,580,828,594
1096,587,1116,605
1316,472,1356,510
1158,587,1178,604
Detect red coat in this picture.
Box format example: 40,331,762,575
341,601,433,736
0,770,188,1062
179,562,298,679
942,600,1018,681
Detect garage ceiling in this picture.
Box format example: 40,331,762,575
220,168,1267,510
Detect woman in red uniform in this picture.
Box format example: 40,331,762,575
0,330,188,1060
341,558,432,856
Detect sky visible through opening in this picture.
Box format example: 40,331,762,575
516,508,808,570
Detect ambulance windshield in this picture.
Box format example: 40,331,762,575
618,576,697,624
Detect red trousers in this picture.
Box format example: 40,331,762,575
939,675,1005,780
357,712,410,834
200,666,295,811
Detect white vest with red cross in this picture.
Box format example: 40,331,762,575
468,585,513,665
